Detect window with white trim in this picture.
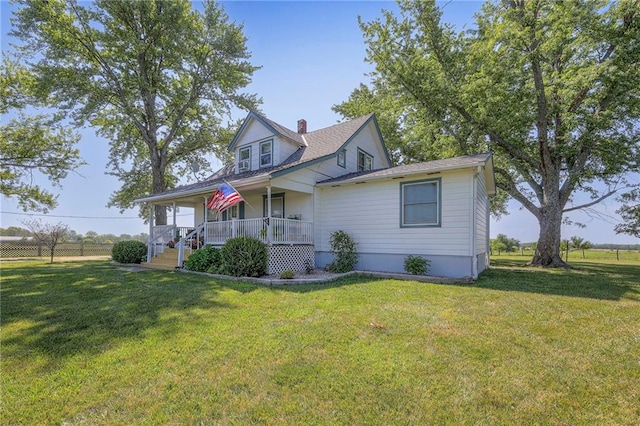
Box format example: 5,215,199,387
357,149,373,171
259,140,273,168
400,179,441,227
238,146,250,172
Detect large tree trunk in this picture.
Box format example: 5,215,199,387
151,154,168,226
530,202,567,267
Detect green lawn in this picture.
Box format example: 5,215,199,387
2,260,639,425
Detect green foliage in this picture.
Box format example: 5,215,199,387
327,230,358,273
615,189,640,238
0,58,83,212
111,240,147,264
220,237,267,277
338,0,640,266
279,269,295,279
491,234,520,254
10,0,260,222
403,255,430,275
184,245,221,273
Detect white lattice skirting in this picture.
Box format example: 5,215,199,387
267,245,315,275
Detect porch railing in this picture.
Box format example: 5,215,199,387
147,224,175,262
205,218,313,245
147,225,199,264
178,223,205,266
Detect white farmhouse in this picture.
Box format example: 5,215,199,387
135,111,495,279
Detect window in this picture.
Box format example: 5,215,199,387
263,193,284,218
400,179,441,227
259,140,273,168
357,149,373,171
337,149,346,168
238,146,250,172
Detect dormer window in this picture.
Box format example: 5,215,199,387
260,139,273,168
357,148,373,171
238,146,250,172
337,149,346,168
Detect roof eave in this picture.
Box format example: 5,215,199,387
317,157,492,187
133,174,271,204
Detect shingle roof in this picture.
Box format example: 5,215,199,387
135,113,377,202
317,153,493,185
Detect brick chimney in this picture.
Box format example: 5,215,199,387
297,119,307,134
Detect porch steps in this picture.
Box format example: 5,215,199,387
141,248,190,270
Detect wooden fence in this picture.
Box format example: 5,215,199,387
0,241,114,258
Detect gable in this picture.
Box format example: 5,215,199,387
230,115,277,149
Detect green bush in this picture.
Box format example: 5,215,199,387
206,264,224,275
220,237,267,277
404,255,430,275
111,240,147,264
279,269,295,279
184,245,221,272
327,230,358,273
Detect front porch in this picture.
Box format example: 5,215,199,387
144,218,314,272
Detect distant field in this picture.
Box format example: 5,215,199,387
492,248,640,263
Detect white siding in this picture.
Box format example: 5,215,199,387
276,138,300,164
240,118,273,142
315,170,473,256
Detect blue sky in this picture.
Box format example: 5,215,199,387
1,1,637,244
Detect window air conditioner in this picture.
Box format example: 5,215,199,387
238,159,249,171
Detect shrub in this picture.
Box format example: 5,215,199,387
280,269,295,279
220,237,267,277
327,230,358,273
404,255,430,275
206,264,224,275
111,240,147,264
185,245,221,272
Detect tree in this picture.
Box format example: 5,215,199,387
490,238,506,255
569,236,591,259
11,0,260,225
1,57,83,212
21,218,69,264
495,233,520,253
0,226,31,237
336,0,640,267
615,189,640,238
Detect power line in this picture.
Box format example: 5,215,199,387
1,211,191,220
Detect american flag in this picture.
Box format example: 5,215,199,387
207,183,243,213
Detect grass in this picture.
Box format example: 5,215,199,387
2,260,639,425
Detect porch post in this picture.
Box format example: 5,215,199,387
204,196,208,245
267,184,272,244
147,204,154,262
172,201,176,227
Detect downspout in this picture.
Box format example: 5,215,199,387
471,167,480,279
